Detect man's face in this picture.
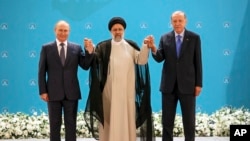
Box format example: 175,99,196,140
110,24,124,42
55,22,70,42
171,14,187,34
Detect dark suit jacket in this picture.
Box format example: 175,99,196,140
38,41,93,101
152,29,202,94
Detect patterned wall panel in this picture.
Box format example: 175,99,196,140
0,0,249,114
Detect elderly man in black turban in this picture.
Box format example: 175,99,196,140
83,17,155,141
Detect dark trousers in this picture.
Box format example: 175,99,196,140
162,84,196,141
48,100,78,141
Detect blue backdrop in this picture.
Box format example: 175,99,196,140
0,0,249,115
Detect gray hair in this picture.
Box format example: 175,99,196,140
171,11,186,19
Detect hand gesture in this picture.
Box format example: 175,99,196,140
84,38,94,53
144,35,157,52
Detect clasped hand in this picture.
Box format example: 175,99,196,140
84,38,94,53
144,35,157,52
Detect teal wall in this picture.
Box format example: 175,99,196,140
0,0,250,114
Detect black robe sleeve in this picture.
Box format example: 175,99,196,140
84,39,155,141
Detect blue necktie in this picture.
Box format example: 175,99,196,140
176,35,182,58
60,43,65,65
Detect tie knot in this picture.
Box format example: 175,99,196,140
177,35,181,39
60,43,64,47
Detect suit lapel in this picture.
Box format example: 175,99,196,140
170,31,178,58
51,41,63,65
64,42,72,66
179,31,189,58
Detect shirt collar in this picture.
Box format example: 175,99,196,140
174,29,185,37
56,39,67,47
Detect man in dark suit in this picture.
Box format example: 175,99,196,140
38,20,94,141
148,11,202,141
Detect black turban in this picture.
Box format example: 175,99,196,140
108,17,126,31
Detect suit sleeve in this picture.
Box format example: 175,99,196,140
79,46,95,70
38,46,48,94
152,35,165,62
194,35,202,87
